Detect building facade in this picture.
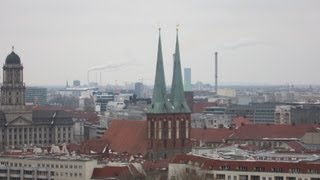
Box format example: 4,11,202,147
169,154,320,180
93,91,114,112
0,155,97,180
0,50,74,150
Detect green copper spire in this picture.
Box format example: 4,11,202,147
149,29,174,114
170,28,191,113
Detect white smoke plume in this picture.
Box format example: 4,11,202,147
221,38,272,51
89,61,127,72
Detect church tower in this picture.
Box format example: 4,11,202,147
1,47,26,109
147,29,191,160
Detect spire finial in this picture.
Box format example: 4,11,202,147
176,24,179,32
12,46,14,52
159,27,161,33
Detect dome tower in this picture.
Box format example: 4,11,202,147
1,47,26,109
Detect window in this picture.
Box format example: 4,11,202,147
185,168,190,173
216,174,226,180
290,168,300,173
238,166,248,171
287,177,296,180
274,177,284,180
221,166,230,170
205,174,214,179
272,168,283,173
255,167,265,172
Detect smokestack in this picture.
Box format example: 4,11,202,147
215,52,218,95
87,71,90,86
100,71,102,86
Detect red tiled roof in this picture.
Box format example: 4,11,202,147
191,128,234,143
102,120,148,155
80,138,109,154
231,116,251,127
285,141,305,152
192,102,216,113
70,110,99,123
67,143,81,152
229,124,318,140
143,158,174,171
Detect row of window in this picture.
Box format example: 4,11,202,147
208,165,319,174
6,139,71,145
7,127,71,133
1,161,83,170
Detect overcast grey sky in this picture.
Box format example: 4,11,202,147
1,0,319,86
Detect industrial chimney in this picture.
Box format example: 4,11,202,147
215,52,218,96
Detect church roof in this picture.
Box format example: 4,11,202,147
149,29,174,114
5,51,21,64
170,30,191,113
32,110,74,125
102,120,148,155
0,110,74,126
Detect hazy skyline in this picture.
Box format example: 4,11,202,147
1,0,319,86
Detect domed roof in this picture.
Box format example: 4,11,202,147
5,51,21,64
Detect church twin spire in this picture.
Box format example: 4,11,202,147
170,28,191,113
149,28,191,114
149,29,174,114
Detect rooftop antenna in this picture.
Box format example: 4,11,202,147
12,46,14,52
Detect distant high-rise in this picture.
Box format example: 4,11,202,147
25,87,47,105
184,68,192,91
73,80,81,87
134,82,144,98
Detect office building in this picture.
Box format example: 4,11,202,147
25,87,47,105
93,91,114,112
184,68,192,91
134,82,144,98
73,80,80,87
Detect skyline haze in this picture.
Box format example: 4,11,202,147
1,0,319,86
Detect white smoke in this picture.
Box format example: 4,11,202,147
221,38,272,51
89,61,127,72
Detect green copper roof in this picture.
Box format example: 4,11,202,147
149,30,174,114
170,30,191,113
